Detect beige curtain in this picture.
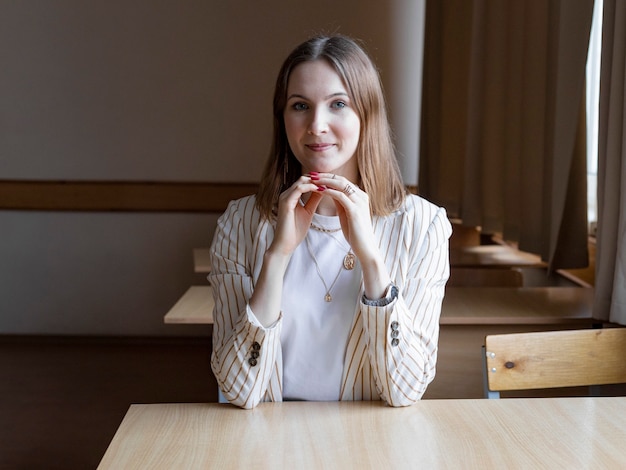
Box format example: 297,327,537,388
594,0,626,325
420,0,593,270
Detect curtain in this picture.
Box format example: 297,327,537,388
594,0,626,325
420,0,593,271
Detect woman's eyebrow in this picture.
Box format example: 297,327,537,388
286,92,349,101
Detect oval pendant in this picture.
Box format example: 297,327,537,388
324,293,332,302
343,253,356,270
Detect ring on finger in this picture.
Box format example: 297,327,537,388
332,174,336,179
343,184,356,196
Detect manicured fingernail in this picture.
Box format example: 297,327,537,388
317,185,326,191
310,174,320,181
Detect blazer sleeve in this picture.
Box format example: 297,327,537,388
360,203,451,406
208,198,283,409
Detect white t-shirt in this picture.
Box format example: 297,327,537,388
280,212,362,401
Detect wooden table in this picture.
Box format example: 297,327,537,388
164,286,214,324
164,286,594,326
450,245,545,267
439,286,594,325
98,398,626,469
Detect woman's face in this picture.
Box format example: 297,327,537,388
284,59,360,180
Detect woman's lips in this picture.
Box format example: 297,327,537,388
306,143,334,152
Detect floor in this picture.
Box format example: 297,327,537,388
0,335,217,470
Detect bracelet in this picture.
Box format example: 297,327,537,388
362,283,398,307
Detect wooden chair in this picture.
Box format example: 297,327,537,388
448,267,524,287
483,328,626,398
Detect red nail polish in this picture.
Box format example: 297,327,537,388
317,185,326,191
309,171,319,176
310,174,320,181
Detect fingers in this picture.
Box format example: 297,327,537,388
308,173,360,200
341,183,357,197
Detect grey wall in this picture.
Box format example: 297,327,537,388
0,0,423,335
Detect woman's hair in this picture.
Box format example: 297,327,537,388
256,34,406,219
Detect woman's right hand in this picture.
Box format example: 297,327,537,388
271,174,324,256
249,174,323,327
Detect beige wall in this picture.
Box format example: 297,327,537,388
1,0,399,182
0,0,423,335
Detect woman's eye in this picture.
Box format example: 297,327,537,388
331,101,347,109
292,102,308,111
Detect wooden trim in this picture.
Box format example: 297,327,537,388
0,180,259,212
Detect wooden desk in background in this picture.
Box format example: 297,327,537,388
164,286,594,326
439,286,594,325
164,286,214,324
450,245,545,268
98,398,626,469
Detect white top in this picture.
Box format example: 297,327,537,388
280,213,361,401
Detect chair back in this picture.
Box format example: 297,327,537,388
483,328,626,398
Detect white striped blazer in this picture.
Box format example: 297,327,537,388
209,193,451,409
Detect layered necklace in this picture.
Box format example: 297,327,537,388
309,222,356,270
306,223,355,302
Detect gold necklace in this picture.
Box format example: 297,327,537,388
310,222,342,233
309,223,356,270
305,235,351,302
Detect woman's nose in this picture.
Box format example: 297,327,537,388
307,108,329,135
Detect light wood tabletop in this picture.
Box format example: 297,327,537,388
450,244,545,267
164,286,594,326
163,286,214,324
439,286,594,325
98,398,626,469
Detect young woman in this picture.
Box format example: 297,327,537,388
209,35,451,409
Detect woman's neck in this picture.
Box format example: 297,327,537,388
300,193,338,216
315,197,338,216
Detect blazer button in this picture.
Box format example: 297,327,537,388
248,357,258,367
252,341,261,351
391,338,399,347
390,321,399,331
251,350,259,359
391,330,399,339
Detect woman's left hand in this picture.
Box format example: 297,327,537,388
313,173,379,268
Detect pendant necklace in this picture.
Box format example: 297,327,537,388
305,234,352,302
309,222,356,271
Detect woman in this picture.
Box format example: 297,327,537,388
209,35,451,409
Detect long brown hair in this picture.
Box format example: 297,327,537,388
256,35,406,219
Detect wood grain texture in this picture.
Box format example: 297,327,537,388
98,398,626,469
485,328,626,391
0,180,258,212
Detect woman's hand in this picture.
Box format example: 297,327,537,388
270,175,324,257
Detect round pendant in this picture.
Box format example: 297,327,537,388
324,293,332,302
343,253,356,270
